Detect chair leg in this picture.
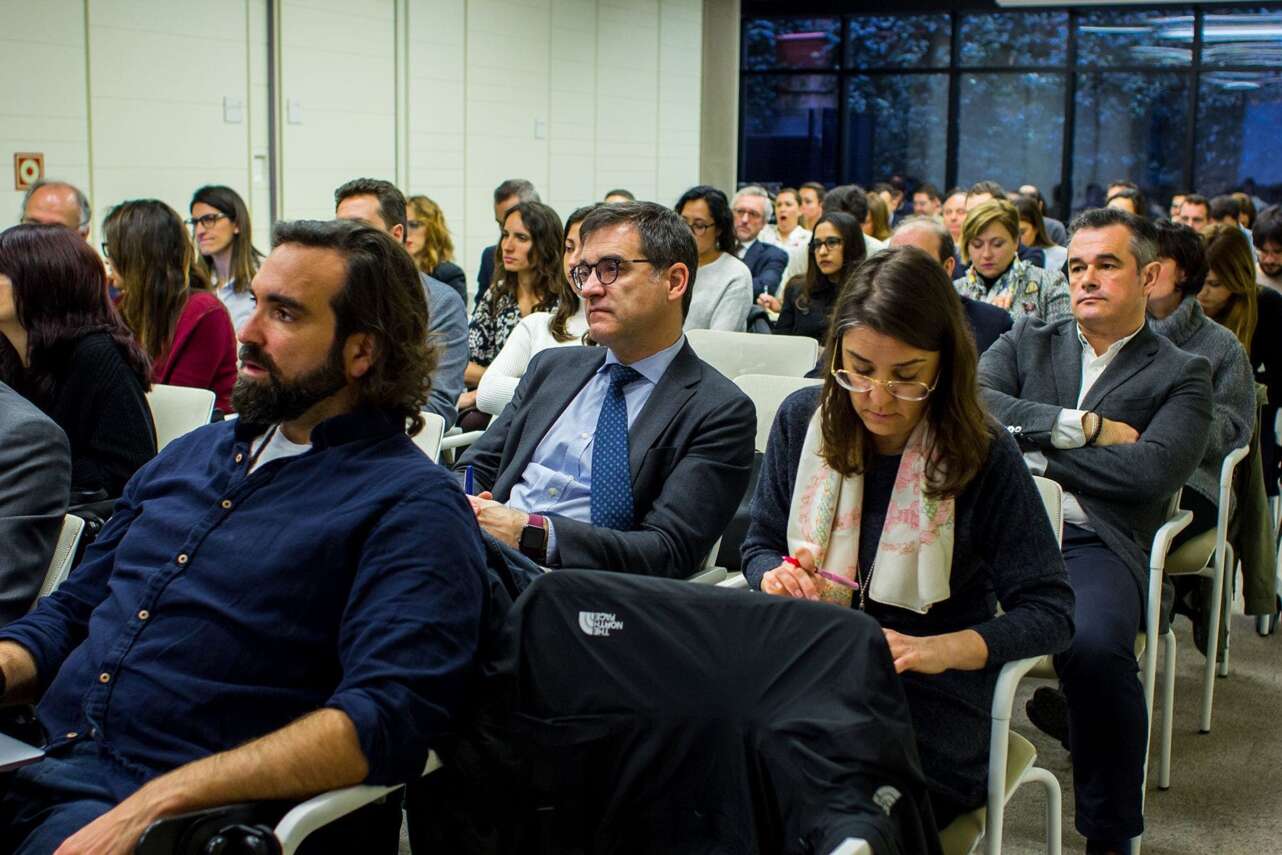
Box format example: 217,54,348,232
1200,552,1226,733
1024,767,1062,855
1159,630,1176,790
1218,558,1235,678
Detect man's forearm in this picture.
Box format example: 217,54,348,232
0,640,40,705
133,708,369,818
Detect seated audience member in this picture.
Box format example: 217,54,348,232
0,225,155,498
675,185,753,331
965,182,1044,268
475,205,592,416
1169,193,1187,220
1210,194,1242,229
335,178,468,428
759,186,811,253
189,184,263,334
463,200,567,419
603,188,635,204
1254,204,1282,292
744,246,1073,829
731,186,790,300
0,219,487,855
1106,188,1147,221
1177,194,1211,231
866,192,893,241
955,199,1070,324
823,184,888,255
1015,195,1068,273
406,194,467,305
980,207,1213,852
1232,191,1257,229
912,182,942,218
798,181,826,230
104,200,237,413
0,382,70,624
1017,184,1068,246
19,180,91,240
457,202,755,577
771,211,865,342
942,186,969,246
889,218,1013,354
477,178,539,301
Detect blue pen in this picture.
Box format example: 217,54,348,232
464,464,474,495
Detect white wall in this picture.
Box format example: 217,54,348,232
1,0,712,297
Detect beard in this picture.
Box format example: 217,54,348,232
1262,261,1282,278
231,341,349,425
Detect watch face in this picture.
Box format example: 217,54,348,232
521,524,547,550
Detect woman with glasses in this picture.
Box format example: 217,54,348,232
188,185,263,333
461,201,568,421
742,246,1073,830
475,205,593,416
955,199,1070,323
0,224,155,498
104,199,237,413
406,194,467,305
674,185,752,332
771,212,864,343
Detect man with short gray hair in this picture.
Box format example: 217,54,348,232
20,180,92,239
731,186,788,299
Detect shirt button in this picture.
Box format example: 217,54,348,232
220,499,232,509
548,488,559,497
99,672,111,684
65,731,78,739
138,610,150,621
176,554,188,565
235,452,244,463
579,433,589,439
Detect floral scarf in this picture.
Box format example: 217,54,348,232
955,257,1041,317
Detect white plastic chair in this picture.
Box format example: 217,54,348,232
686,329,819,379
827,839,874,855
734,374,823,452
146,384,216,450
36,514,85,599
411,412,447,463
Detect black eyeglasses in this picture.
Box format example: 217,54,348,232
682,219,713,235
184,213,226,229
809,237,844,252
569,257,653,291
100,242,111,260
407,219,425,229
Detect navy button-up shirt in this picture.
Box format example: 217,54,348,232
0,407,486,787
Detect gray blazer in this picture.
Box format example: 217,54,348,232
979,317,1213,588
421,271,468,429
0,382,71,624
458,342,756,577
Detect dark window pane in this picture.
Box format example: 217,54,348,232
741,74,839,187
1202,10,1282,67
744,18,840,70
1076,9,1194,67
845,74,949,189
957,73,1066,201
959,12,1068,67
1196,72,1282,205
1073,73,1189,215
846,14,950,69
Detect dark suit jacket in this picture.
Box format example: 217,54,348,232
740,241,790,299
457,343,756,577
476,244,496,302
979,317,1213,587
961,296,1013,354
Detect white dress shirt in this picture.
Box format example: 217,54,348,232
1023,322,1145,529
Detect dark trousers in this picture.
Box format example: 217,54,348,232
1056,525,1146,842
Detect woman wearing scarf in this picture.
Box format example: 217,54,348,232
741,247,1074,830
954,199,1071,324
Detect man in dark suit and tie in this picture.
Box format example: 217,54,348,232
458,201,756,578
475,178,539,301
979,207,1212,854
731,186,790,300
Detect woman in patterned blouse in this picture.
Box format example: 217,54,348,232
460,201,568,413
953,199,1070,324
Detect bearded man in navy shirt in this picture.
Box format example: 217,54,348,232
0,219,487,854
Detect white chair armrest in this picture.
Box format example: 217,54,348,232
991,657,1044,724
1150,508,1194,571
274,752,441,855
717,573,750,589
827,838,874,855
440,430,484,451
687,567,728,585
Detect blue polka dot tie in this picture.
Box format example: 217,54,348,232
591,364,644,530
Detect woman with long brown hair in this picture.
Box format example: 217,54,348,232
189,184,263,332
0,224,155,497
405,193,467,304
771,211,864,343
742,246,1072,830
1198,223,1260,351
104,199,237,413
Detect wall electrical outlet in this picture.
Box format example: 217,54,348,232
223,96,244,124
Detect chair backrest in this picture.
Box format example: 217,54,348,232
734,374,823,452
687,329,819,379
411,412,447,463
1032,476,1064,546
147,384,216,451
38,514,85,599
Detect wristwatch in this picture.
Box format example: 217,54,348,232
519,514,549,564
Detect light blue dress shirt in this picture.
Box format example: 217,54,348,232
507,335,686,560
215,279,255,335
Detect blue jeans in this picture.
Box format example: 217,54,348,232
0,740,142,855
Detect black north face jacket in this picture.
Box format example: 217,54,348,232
420,570,942,855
